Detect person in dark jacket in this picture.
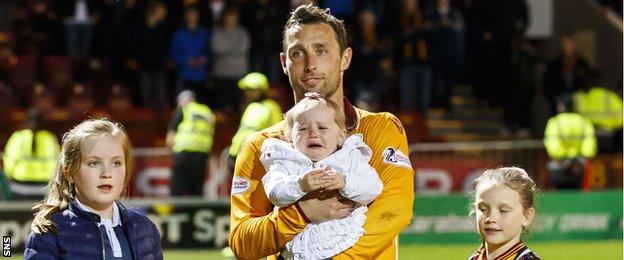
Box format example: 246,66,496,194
24,118,162,260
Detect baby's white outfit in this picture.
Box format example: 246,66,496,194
260,134,383,260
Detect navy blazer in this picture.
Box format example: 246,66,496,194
24,201,162,260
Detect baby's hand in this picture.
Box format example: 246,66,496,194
299,167,329,192
320,172,346,191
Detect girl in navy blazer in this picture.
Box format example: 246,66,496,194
24,118,162,260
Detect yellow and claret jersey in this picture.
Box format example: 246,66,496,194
469,242,541,260
229,105,415,260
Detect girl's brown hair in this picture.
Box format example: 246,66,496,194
31,119,133,234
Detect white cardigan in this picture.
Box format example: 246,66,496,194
260,134,383,260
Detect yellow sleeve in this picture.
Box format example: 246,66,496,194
228,125,308,260
335,112,414,259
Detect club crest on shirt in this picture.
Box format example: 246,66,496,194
382,147,412,169
231,176,251,194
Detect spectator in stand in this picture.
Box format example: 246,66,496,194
239,0,289,84
351,9,392,112
543,98,596,189
133,0,169,112
166,90,215,196
170,7,210,104
543,35,592,115
91,0,143,101
423,0,464,110
504,36,537,137
62,0,94,60
3,109,60,200
211,6,251,112
394,0,433,113
15,1,64,56
466,0,528,109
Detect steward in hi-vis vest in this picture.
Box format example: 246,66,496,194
3,109,60,199
229,72,282,158
166,90,215,196
544,98,596,189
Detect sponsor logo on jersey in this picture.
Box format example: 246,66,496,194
382,147,412,169
231,176,251,194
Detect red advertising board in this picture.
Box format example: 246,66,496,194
412,159,496,194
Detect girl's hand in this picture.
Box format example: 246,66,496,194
320,172,346,191
299,167,329,192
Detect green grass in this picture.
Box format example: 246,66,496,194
163,240,623,259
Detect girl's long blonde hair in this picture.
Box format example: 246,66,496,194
31,118,133,234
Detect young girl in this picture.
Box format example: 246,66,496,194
469,167,541,260
260,92,383,260
23,119,162,260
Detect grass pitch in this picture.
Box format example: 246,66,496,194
164,239,622,259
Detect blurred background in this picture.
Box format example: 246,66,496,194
0,0,621,259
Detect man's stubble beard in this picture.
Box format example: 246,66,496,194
292,71,341,102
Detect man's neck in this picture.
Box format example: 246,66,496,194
330,87,344,109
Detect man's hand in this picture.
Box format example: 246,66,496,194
297,189,355,223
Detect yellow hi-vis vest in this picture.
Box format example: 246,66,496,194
573,87,623,131
173,102,216,153
544,112,597,160
229,99,282,157
3,129,60,182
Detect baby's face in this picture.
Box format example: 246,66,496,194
291,106,344,161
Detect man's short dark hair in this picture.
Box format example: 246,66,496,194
282,4,348,53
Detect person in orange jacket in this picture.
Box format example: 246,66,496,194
228,4,414,259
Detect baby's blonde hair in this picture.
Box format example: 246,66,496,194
470,167,538,217
31,118,133,234
285,94,345,132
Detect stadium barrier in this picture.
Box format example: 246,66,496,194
409,140,623,193
1,141,621,251
401,190,623,244
0,140,620,200
1,191,621,251
409,140,548,194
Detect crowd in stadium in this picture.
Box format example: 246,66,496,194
0,0,621,144
0,1,621,259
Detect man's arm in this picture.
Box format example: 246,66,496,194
335,113,415,259
229,129,355,259
228,131,308,259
